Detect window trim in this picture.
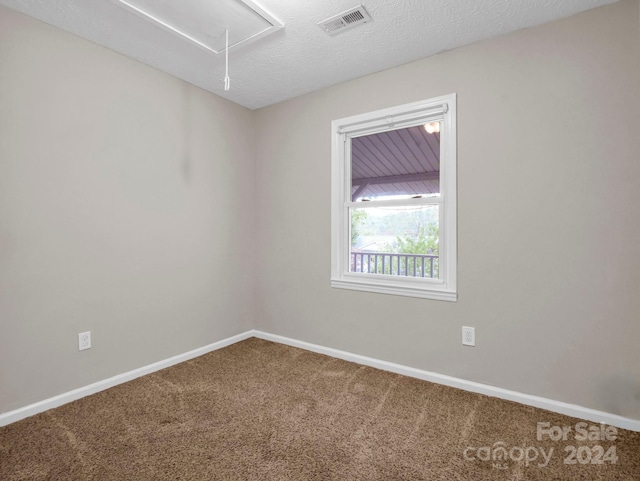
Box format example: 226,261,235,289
331,94,457,301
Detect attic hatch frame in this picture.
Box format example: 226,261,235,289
114,0,284,54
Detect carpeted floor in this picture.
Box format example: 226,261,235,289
1,337,639,480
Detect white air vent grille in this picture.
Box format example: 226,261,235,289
318,5,371,36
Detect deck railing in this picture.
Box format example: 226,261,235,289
350,251,439,278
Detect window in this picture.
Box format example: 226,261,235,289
331,94,457,301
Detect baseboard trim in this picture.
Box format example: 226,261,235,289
252,330,640,432
2,329,639,432
0,330,254,427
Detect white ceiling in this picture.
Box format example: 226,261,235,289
0,0,619,110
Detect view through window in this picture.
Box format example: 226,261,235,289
350,122,441,279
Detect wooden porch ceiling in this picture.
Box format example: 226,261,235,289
351,124,440,201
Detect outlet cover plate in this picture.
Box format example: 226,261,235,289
78,331,91,351
462,326,475,346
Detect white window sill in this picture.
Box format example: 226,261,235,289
331,276,457,301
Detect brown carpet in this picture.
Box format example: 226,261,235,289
1,337,638,480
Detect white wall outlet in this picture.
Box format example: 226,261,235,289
462,326,475,346
78,331,91,351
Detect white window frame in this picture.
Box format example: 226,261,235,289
330,94,457,301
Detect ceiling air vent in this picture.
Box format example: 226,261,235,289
318,5,371,36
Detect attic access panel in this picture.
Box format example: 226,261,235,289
115,0,283,53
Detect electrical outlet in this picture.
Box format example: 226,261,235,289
78,331,91,351
462,326,475,346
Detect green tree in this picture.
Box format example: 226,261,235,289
382,223,439,278
393,223,439,255
351,209,368,245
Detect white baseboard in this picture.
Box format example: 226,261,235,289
2,329,639,432
252,330,640,433
0,331,254,427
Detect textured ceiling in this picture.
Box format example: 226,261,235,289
0,0,619,110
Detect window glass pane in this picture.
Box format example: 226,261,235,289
351,123,441,202
350,205,439,278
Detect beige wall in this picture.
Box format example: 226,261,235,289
254,0,640,419
1,0,639,421
0,6,255,412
